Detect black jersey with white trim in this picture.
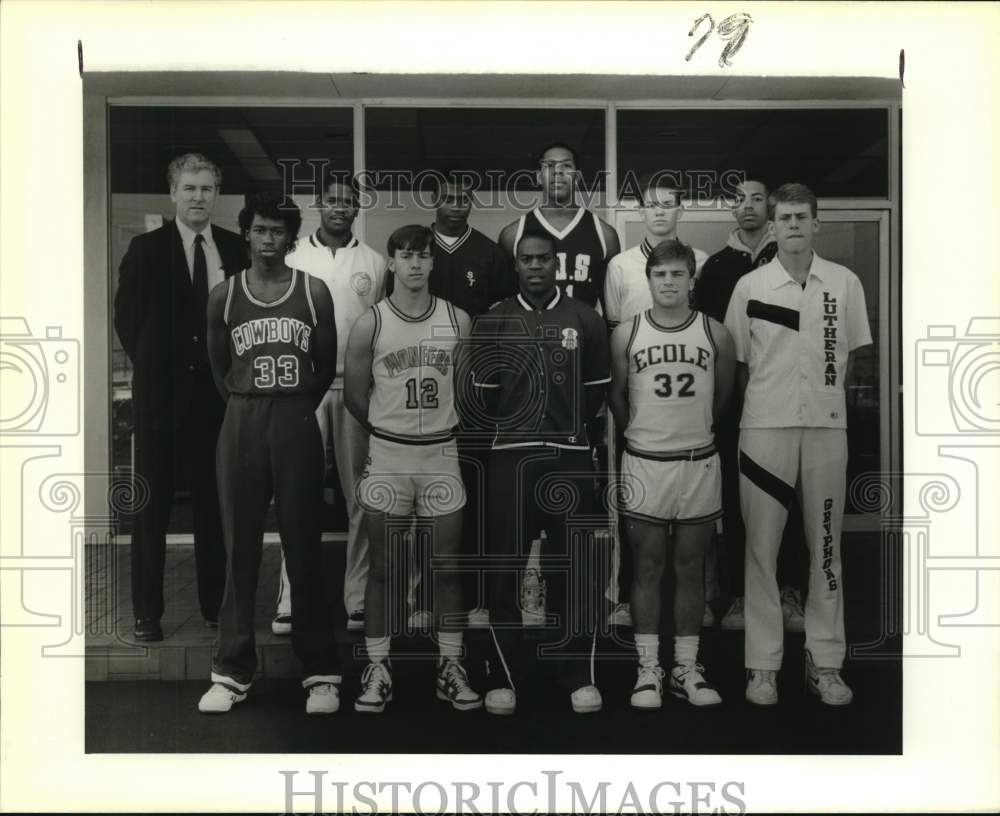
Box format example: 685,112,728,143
515,207,608,310
222,269,319,396
427,224,516,317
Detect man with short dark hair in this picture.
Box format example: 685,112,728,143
388,173,519,628
429,173,517,316
605,174,709,329
603,173,712,629
725,183,872,707
608,239,735,709
469,228,611,716
498,142,620,311
199,193,342,715
114,153,247,642
345,225,480,714
271,172,386,636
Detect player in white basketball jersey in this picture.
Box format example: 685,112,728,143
344,225,480,713
608,240,736,709
604,173,711,630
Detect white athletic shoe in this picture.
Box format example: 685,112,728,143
570,684,603,714
305,682,340,715
198,682,246,714
485,687,516,716
745,669,778,706
436,660,483,711
630,665,664,709
407,610,433,630
781,587,805,633
720,597,745,630
466,608,490,629
355,662,392,713
669,663,722,707
702,602,716,629
271,615,292,636
805,651,853,706
608,602,633,627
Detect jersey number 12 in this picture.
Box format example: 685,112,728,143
405,377,439,409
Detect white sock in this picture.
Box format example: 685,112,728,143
438,630,463,662
674,635,699,667
634,633,660,669
365,636,390,664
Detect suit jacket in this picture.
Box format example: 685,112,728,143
114,220,247,430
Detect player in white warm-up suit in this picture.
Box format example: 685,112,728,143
724,183,872,707
272,174,386,636
609,239,735,710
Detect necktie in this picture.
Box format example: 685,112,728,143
192,233,208,338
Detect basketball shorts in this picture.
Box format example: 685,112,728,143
619,447,722,525
357,436,466,517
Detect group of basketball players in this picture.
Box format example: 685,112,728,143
114,144,871,718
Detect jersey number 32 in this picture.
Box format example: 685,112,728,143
653,372,695,398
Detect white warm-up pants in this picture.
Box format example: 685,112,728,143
739,427,847,670
277,385,370,617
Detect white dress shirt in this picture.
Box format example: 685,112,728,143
175,219,227,291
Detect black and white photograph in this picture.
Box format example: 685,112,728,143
1,2,998,813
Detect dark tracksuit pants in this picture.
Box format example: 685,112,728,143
131,365,226,623
212,394,340,687
485,447,606,693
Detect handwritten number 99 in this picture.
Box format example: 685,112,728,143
686,12,752,68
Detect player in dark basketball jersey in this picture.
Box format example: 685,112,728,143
498,142,620,312
199,193,342,715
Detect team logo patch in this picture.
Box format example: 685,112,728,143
561,328,579,350
351,271,373,296
466,269,476,287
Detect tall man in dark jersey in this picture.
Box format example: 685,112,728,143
498,142,620,312
199,193,342,715
468,229,611,716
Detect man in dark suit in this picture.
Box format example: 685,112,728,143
114,153,247,641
